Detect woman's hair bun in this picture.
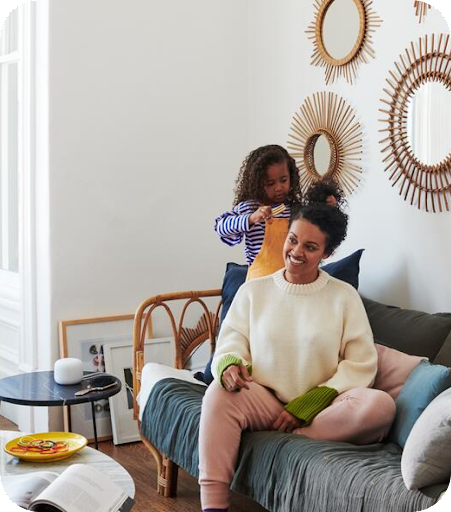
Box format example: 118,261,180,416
303,178,346,208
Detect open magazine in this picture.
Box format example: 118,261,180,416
0,464,134,512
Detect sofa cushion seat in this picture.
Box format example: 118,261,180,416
140,378,444,512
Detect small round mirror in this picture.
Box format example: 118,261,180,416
322,0,361,61
313,135,332,176
407,81,451,166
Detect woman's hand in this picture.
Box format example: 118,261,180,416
249,206,273,226
273,410,302,433
221,364,253,392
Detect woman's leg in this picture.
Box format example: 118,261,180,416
199,381,284,511
294,388,396,444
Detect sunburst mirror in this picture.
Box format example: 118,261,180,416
379,34,451,213
306,0,382,85
287,92,363,195
414,1,431,23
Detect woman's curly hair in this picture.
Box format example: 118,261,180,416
289,179,348,255
303,177,347,209
233,145,302,206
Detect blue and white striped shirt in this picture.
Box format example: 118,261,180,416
214,200,291,265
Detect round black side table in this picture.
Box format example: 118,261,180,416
0,371,121,449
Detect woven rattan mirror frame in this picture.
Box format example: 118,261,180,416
307,0,382,85
379,34,451,213
414,1,431,23
287,91,363,195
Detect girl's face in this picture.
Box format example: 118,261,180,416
283,218,330,285
263,162,290,204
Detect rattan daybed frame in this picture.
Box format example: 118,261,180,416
132,289,222,497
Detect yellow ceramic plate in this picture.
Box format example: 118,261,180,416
4,432,88,462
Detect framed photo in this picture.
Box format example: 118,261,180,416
103,338,173,445
58,314,135,442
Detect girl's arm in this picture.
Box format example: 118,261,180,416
214,201,258,246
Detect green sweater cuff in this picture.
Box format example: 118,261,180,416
285,386,338,426
216,355,252,387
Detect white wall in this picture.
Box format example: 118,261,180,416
16,0,250,430
43,0,248,367
247,0,451,313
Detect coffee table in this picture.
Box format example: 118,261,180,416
0,430,135,498
0,371,121,449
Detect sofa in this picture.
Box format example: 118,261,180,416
132,259,451,511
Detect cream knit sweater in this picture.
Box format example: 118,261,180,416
212,269,377,405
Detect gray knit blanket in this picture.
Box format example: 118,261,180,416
141,378,443,512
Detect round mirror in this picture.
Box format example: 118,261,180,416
322,0,362,61
380,33,451,212
407,81,451,166
288,92,362,196
313,135,332,176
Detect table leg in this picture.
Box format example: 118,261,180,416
91,401,98,450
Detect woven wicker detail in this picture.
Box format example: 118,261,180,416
180,311,216,356
157,476,170,487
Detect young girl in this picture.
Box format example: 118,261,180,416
215,145,303,280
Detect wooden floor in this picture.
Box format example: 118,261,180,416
99,440,268,512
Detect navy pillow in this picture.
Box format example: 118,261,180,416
219,262,248,324
195,262,248,384
321,249,364,290
196,250,364,385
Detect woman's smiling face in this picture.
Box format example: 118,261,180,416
283,218,329,284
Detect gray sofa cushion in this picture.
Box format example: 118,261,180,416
362,298,451,363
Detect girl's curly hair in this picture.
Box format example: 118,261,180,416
233,145,302,206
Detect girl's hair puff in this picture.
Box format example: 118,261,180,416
233,145,302,206
289,179,348,255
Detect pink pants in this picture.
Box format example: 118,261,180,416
198,381,396,510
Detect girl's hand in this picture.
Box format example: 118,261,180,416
249,206,273,226
221,364,253,392
273,410,302,433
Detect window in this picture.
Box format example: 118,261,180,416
0,8,20,277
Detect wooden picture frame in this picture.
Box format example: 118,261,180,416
58,314,135,442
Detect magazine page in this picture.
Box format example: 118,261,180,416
1,472,59,509
29,464,129,512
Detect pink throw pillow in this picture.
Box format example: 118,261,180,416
373,344,425,399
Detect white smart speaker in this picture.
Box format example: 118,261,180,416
54,358,83,385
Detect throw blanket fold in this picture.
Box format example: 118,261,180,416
141,378,442,512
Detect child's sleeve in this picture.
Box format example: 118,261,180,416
214,201,255,247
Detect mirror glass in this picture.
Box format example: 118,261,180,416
407,81,451,166
322,0,361,60
313,135,332,176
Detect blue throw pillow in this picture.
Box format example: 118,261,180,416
195,251,364,385
321,249,364,290
389,360,451,448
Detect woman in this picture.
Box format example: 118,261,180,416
198,187,396,512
